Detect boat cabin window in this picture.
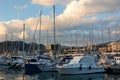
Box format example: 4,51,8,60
30,59,37,62
12,57,22,60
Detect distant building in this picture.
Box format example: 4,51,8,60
46,44,61,53
107,42,116,52
98,44,108,53
107,41,120,52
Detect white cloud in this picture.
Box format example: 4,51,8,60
14,4,28,10
0,16,53,41
56,0,120,28
5,20,24,29
0,23,8,35
24,16,52,31
25,17,37,31
31,0,72,6
30,0,120,32
31,0,55,6
15,31,29,39
0,0,120,45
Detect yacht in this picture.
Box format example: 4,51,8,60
56,55,105,75
8,56,24,69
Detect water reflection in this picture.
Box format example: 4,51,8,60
59,73,105,80
24,71,106,80
1,66,120,80
0,66,24,80
37,72,59,80
107,74,120,80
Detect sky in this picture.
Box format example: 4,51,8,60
0,0,120,47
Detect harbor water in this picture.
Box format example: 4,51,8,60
0,66,120,80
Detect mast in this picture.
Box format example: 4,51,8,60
101,29,103,43
22,24,26,80
39,11,42,54
75,29,79,53
53,5,56,59
89,29,91,46
116,29,118,41
89,29,91,54
5,34,8,55
46,29,49,45
23,24,25,52
91,28,93,46
11,33,13,57
108,28,110,42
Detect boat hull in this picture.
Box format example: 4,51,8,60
57,67,105,75
38,64,57,72
25,63,41,71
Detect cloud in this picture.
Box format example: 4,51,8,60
1,0,120,45
0,23,8,35
25,16,52,31
15,31,29,39
30,0,120,32
31,0,72,6
14,4,28,10
5,20,23,29
56,0,72,6
57,0,120,28
31,0,55,6
0,15,119,45
0,16,53,41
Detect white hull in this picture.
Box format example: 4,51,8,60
57,67,105,75
38,64,57,72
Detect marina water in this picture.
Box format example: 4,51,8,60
0,66,120,80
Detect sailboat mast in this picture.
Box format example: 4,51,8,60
5,34,7,54
11,32,13,57
39,11,42,54
101,29,103,43
23,24,25,52
108,28,110,42
46,29,49,45
53,5,56,59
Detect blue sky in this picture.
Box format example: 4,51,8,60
0,0,120,46
0,0,65,21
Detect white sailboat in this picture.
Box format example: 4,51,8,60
56,55,105,75
24,11,43,71
37,5,58,72
9,24,26,69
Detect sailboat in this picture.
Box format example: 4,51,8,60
37,5,58,72
24,11,43,71
9,24,26,69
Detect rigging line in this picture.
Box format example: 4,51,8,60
28,13,41,53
